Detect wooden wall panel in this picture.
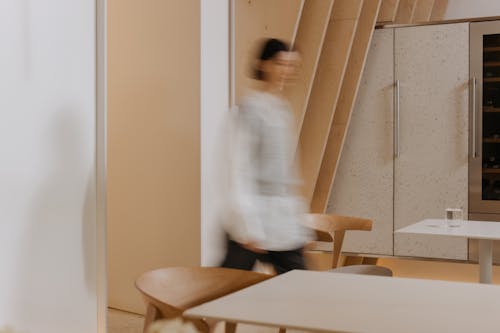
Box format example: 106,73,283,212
235,0,303,104
283,0,336,138
298,0,363,203
395,0,417,23
430,0,448,21
377,0,400,23
311,0,382,213
107,0,201,313
413,0,435,22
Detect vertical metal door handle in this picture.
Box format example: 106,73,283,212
472,77,478,159
395,80,400,158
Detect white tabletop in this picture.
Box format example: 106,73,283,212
184,270,500,333
396,219,500,240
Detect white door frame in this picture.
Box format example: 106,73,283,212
96,0,107,331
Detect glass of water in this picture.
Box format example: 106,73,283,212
445,208,463,227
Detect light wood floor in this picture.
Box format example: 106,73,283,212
107,308,309,333
108,308,144,333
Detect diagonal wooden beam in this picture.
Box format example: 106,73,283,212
311,0,382,213
395,0,417,24
412,0,435,22
377,0,401,23
298,0,364,204
284,0,337,140
290,0,306,47
430,0,448,21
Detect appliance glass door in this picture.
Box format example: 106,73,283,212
470,21,500,214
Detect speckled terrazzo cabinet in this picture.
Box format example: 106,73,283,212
328,29,395,256
394,23,469,260
328,23,470,260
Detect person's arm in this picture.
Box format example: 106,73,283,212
229,103,267,247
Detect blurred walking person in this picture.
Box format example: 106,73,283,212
220,38,312,274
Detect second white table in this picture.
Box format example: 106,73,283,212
396,219,500,283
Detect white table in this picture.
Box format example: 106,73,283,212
184,270,500,333
396,219,500,284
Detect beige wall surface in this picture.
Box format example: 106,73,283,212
107,0,201,314
443,0,500,20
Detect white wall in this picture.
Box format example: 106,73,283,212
201,0,230,266
0,1,104,332
444,0,500,20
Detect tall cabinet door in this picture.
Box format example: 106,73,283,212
394,23,469,259
328,29,394,256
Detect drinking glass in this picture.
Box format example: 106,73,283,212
445,208,463,227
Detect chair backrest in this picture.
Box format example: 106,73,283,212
302,214,373,269
135,267,271,319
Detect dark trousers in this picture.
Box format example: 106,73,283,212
220,238,305,275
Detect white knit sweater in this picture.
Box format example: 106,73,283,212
221,91,312,251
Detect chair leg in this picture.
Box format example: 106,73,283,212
278,328,286,333
225,321,237,333
143,303,161,333
189,318,211,333
362,257,379,265
343,256,363,266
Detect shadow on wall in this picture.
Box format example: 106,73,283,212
9,109,96,333
204,114,233,266
0,327,24,333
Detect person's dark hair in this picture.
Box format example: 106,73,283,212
254,38,290,81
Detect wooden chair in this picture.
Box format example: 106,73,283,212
303,213,393,276
135,267,272,333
